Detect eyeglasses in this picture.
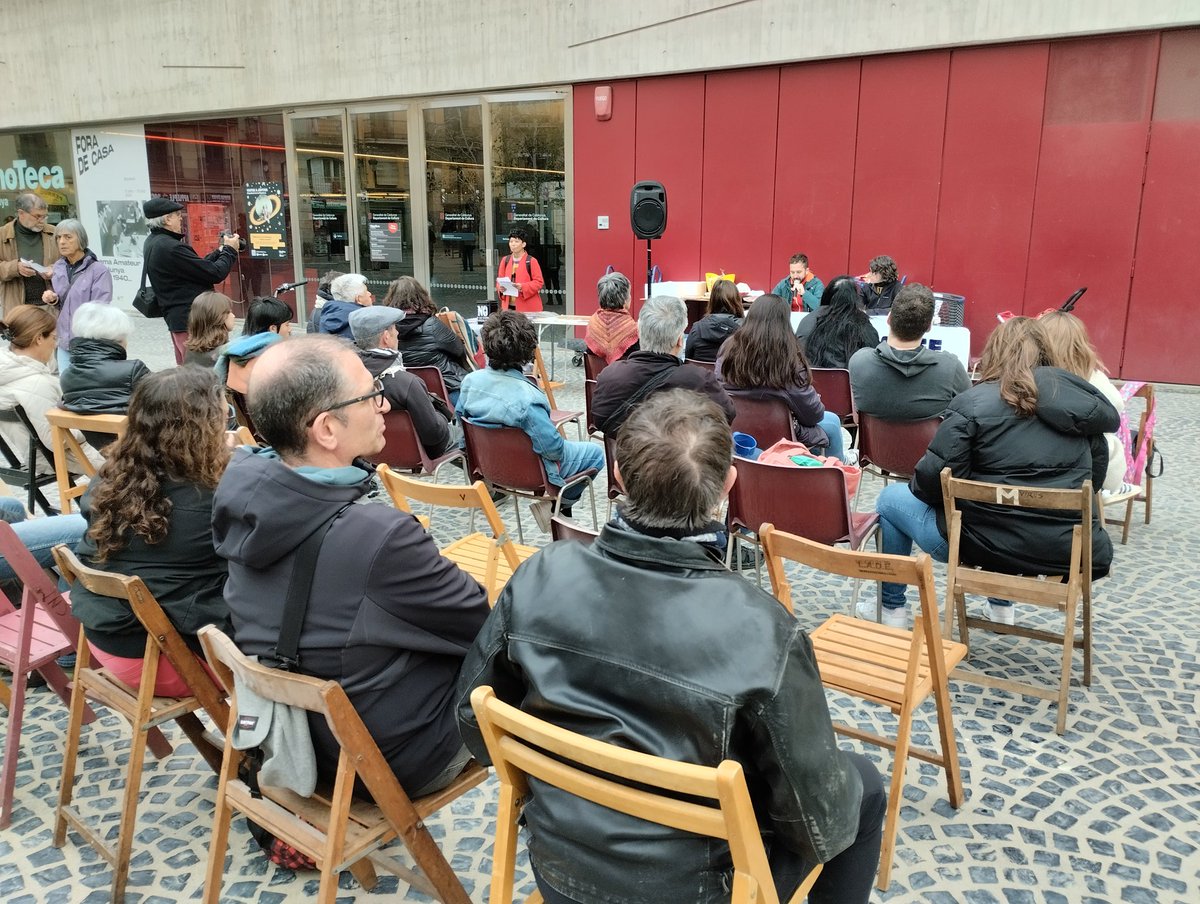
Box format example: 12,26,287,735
307,377,386,425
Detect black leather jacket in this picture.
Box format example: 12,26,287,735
61,337,150,448
456,523,862,903
394,313,471,392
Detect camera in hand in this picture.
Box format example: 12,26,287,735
219,231,242,251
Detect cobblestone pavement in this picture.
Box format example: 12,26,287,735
1,309,1196,902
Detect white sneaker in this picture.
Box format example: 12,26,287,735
857,600,909,628
843,449,860,467
855,599,879,622
988,602,1015,626
530,499,554,534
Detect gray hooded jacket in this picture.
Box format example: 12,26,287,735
849,341,970,420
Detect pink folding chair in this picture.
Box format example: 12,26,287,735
0,521,96,828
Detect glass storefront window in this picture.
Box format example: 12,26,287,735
289,114,352,322
146,116,294,316
0,130,76,225
352,111,412,298
423,105,487,309
490,98,566,308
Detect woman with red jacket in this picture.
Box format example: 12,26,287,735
496,225,544,313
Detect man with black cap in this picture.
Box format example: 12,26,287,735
349,305,459,459
141,197,241,364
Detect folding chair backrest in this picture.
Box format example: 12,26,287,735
583,352,608,382
406,366,453,408
602,433,623,502
376,464,520,571
683,297,706,333
584,378,599,436
52,545,228,723
0,522,80,639
728,457,852,546
858,413,940,478
45,408,126,512
461,420,550,494
470,685,805,904
1117,382,1156,486
729,395,795,448
550,514,599,545
378,409,425,472
810,368,855,419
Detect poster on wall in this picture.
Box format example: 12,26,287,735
244,181,287,259
69,124,152,299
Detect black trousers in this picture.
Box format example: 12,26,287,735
534,751,886,904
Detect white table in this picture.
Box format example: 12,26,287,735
792,312,971,369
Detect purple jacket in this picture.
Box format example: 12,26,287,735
50,251,114,351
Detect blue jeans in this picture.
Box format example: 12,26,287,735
552,440,605,507
56,348,71,374
818,411,845,461
0,497,87,582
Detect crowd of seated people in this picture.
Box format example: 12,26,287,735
0,260,1132,904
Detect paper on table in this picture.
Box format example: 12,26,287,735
497,277,519,297
19,258,52,277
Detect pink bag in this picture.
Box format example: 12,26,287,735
757,440,862,498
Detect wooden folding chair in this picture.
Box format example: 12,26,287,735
377,465,537,605
44,408,128,513
0,522,97,827
50,545,229,903
532,345,583,439
761,525,966,890
1099,381,1156,545
470,685,822,904
199,625,486,904
940,469,1094,734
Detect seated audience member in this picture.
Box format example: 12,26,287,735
457,389,885,904
1038,310,1131,494
592,295,735,436
60,303,151,450
0,495,85,594
184,291,236,368
772,251,825,312
858,254,901,314
381,276,471,404
717,294,846,460
849,283,969,419
456,311,604,528
242,296,293,337
350,306,459,459
70,367,233,695
684,279,743,362
872,316,1117,629
584,270,638,364
0,305,102,475
318,272,374,337
212,335,489,793
796,275,881,368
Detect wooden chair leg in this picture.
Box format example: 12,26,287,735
111,714,154,903
932,673,965,809
54,640,92,848
201,750,238,904
1054,594,1079,735
0,667,28,828
490,784,521,904
37,662,97,723
401,818,474,904
0,677,9,710
349,858,379,890
876,704,915,891
954,588,970,652
1081,583,1093,688
1121,497,1134,545
176,712,223,774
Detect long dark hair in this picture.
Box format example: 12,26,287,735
805,276,872,367
86,368,230,561
720,294,811,390
706,279,744,317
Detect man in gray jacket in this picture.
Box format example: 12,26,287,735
212,335,489,796
849,283,970,420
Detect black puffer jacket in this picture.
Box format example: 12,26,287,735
143,227,238,332
912,366,1118,578
395,313,471,392
457,523,862,903
684,312,742,362
61,337,151,448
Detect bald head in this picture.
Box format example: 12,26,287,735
248,334,358,459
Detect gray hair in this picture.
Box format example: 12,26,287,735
248,335,354,459
597,271,631,311
637,295,687,354
145,215,169,229
352,328,385,351
330,273,368,302
53,218,89,249
72,302,132,343
16,193,46,214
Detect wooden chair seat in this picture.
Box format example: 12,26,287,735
811,614,967,711
45,408,127,513
440,534,538,604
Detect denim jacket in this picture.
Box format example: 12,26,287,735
455,367,567,485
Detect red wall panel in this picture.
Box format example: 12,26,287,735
1123,29,1200,382
934,43,1048,351
698,68,780,291
772,59,860,286
634,74,706,293
850,52,950,285
572,80,638,317
1024,34,1157,371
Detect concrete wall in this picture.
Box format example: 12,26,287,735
5,0,1200,129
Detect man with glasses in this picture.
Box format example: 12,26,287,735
0,193,57,317
212,334,490,796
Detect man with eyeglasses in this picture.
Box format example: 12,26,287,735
0,193,57,317
212,334,490,797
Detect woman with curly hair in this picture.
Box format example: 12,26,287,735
716,293,846,460
70,366,233,694
184,291,236,368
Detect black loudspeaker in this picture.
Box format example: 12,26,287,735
630,181,667,240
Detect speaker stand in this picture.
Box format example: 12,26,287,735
644,238,654,309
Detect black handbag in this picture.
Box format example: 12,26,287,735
131,258,162,318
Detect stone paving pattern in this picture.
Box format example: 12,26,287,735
0,309,1196,902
